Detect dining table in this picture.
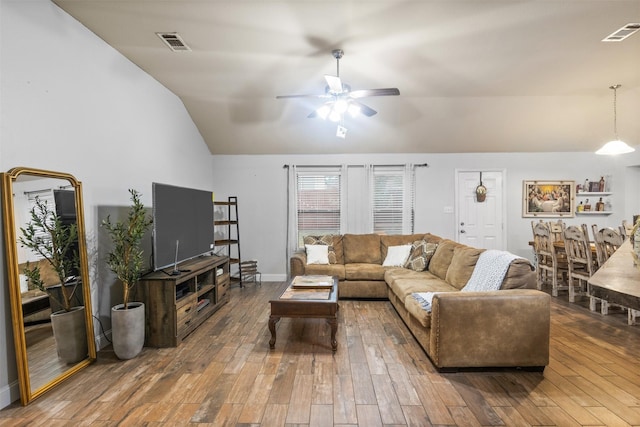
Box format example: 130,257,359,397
588,240,640,324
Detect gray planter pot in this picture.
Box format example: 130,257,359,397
111,302,145,360
50,306,88,364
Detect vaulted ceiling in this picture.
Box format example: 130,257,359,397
53,0,640,155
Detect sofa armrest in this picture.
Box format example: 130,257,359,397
429,289,550,370
290,250,307,278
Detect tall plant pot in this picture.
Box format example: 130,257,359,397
50,306,88,364
111,302,145,360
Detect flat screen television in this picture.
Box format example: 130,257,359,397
53,189,80,278
152,183,215,271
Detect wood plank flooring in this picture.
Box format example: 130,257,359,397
2,281,640,426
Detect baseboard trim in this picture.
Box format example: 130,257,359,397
0,380,20,409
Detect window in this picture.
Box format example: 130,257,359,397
296,171,341,246
25,190,56,244
371,166,414,235
288,165,415,254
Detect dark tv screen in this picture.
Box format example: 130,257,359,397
53,189,79,278
152,183,214,271
53,189,77,224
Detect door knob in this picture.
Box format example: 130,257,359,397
460,230,466,233
460,222,465,226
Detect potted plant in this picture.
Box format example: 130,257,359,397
19,197,88,364
102,189,152,359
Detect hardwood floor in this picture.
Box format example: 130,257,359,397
2,281,640,426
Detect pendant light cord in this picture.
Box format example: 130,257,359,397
611,84,620,140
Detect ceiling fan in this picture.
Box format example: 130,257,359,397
276,49,400,138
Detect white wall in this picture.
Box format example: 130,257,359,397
2,0,639,411
211,151,640,281
0,0,213,407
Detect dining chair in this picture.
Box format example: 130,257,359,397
591,225,624,269
591,225,637,320
531,221,567,296
563,224,602,312
621,220,634,240
548,220,566,243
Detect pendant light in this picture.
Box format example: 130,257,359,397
595,84,635,155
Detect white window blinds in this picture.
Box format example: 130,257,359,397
25,190,56,244
296,171,341,246
372,166,414,235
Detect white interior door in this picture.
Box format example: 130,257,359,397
456,170,505,249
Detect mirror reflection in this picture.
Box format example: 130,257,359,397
2,167,96,405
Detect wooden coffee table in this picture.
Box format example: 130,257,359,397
269,275,338,351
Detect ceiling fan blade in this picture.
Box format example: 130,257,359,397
349,88,400,98
276,94,328,99
351,100,377,117
325,75,344,93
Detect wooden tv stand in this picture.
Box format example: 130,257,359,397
138,255,230,347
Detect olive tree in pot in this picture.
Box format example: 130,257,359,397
102,189,152,360
19,197,88,364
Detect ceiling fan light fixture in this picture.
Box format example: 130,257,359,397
328,110,341,122
347,103,361,117
333,99,349,114
595,84,635,155
316,104,331,120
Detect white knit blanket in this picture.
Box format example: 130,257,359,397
412,250,521,312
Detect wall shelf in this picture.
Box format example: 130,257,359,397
576,192,612,197
576,211,613,216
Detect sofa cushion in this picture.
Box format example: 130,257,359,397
423,233,443,245
331,234,344,264
380,234,428,260
404,294,436,328
445,246,485,290
404,240,438,271
500,258,536,289
343,234,382,264
301,263,346,280
385,268,457,302
303,235,338,264
345,263,386,281
428,239,462,280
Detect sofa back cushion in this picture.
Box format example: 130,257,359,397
423,233,443,245
343,234,382,264
500,258,536,289
380,234,429,260
445,246,485,290
428,239,461,280
331,235,344,264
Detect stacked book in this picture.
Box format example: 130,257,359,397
291,275,333,289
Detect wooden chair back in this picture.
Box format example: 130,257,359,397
596,226,624,267
548,220,566,243
564,224,595,278
621,220,634,240
531,221,568,295
531,221,553,260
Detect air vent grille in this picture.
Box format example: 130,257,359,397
602,23,640,42
156,32,191,51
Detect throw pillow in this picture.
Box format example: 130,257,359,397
305,244,330,265
405,240,438,271
303,235,337,264
382,244,412,267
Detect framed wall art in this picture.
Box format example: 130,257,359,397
523,180,575,218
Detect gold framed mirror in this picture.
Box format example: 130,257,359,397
1,167,96,405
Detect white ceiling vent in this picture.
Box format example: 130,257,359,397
602,23,640,42
156,32,191,51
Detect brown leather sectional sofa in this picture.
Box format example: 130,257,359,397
290,233,550,371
